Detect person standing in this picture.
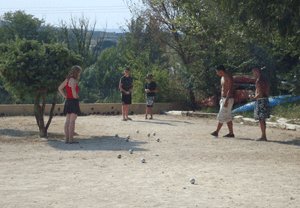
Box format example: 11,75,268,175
211,65,235,137
250,67,271,141
58,65,82,144
145,74,158,119
119,67,134,121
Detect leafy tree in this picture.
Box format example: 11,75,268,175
217,0,300,94
0,10,55,43
0,39,82,137
126,0,230,108
79,46,123,103
57,15,106,67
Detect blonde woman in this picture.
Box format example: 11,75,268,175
58,65,82,144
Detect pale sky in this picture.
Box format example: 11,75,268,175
1,0,138,31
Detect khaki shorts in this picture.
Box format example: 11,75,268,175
217,97,234,123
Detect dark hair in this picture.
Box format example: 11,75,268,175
146,74,153,79
216,65,226,72
124,67,130,71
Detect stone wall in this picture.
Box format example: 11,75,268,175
0,103,183,116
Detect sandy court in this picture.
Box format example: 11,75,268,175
0,114,299,208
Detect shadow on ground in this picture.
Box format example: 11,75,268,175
0,129,38,137
238,137,300,147
131,118,194,126
47,135,149,151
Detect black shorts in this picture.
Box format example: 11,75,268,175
121,94,132,105
63,99,81,115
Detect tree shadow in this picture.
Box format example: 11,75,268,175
0,129,38,137
47,135,149,151
131,118,194,126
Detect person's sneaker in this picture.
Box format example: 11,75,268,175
127,117,132,120
223,134,235,138
122,118,127,121
211,131,218,137
256,138,267,141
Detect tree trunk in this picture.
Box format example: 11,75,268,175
45,93,57,131
34,91,47,137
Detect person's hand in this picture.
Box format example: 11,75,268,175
224,101,228,108
146,89,150,93
126,91,130,95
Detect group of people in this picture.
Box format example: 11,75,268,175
58,64,270,144
58,66,158,143
211,65,270,141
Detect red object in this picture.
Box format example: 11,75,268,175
65,79,79,99
233,75,256,83
234,90,253,103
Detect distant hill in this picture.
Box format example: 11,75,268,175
92,30,126,42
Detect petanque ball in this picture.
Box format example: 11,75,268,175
190,178,195,184
153,132,156,136
141,158,145,163
115,134,118,137
156,138,160,142
147,133,150,137
129,149,133,154
117,154,121,159
125,138,129,142
136,130,139,133
127,135,130,139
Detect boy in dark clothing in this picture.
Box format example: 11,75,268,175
119,67,134,121
145,74,158,119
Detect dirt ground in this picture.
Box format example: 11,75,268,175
0,114,299,208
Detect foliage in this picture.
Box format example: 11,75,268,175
0,10,55,44
0,38,82,136
57,15,106,67
217,0,300,95
0,39,82,100
79,46,123,103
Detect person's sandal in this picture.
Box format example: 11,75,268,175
127,117,132,120
122,118,127,121
211,131,218,137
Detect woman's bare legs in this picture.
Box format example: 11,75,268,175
68,113,78,143
64,114,71,143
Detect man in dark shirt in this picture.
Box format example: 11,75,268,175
119,67,134,121
145,74,158,119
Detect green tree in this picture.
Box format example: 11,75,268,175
0,39,82,137
217,0,300,94
57,15,106,67
0,10,55,43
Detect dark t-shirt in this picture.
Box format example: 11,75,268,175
145,81,157,97
120,76,133,95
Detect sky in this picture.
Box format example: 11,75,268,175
1,0,138,32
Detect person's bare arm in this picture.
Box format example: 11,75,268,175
58,79,67,99
224,76,234,107
129,82,134,93
251,81,263,100
70,78,79,99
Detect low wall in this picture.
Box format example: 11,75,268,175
0,103,183,116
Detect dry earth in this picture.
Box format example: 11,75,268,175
0,114,299,208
